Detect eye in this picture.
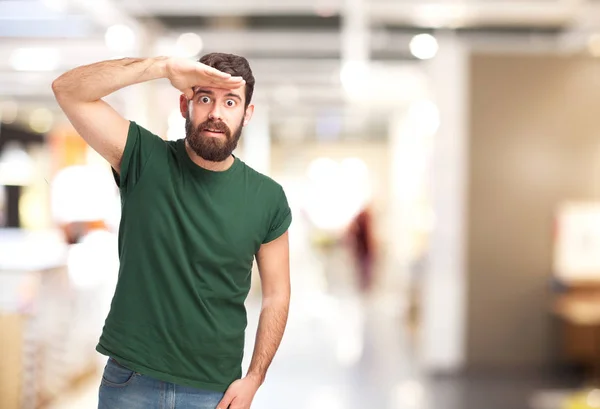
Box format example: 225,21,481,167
200,96,211,104
225,99,236,107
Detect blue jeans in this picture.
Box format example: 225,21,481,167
98,357,225,409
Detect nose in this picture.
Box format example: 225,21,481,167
208,105,223,121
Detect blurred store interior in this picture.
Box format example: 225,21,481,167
2,0,600,408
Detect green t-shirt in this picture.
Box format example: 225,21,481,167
96,121,292,392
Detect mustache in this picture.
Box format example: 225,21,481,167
199,120,230,136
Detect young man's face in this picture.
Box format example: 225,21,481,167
180,84,254,162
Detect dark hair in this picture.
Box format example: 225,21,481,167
198,53,255,107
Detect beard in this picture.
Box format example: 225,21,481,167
185,115,244,162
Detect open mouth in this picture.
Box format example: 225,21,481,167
202,128,226,136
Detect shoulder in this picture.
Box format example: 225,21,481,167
238,162,292,243
238,160,286,196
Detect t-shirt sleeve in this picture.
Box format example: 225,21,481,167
112,121,165,192
262,185,292,244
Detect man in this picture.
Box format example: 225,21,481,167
52,53,292,409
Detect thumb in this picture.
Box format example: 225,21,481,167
216,392,235,409
183,88,194,100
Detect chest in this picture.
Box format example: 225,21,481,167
129,168,268,264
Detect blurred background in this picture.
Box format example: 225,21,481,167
2,0,600,408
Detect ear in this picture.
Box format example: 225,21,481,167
179,94,190,118
243,104,255,126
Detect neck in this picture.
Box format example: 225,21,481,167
184,140,234,172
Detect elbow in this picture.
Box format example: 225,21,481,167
52,77,62,95
262,292,290,308
51,78,62,98
51,78,72,106
51,75,68,99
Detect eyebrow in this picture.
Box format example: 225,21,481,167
194,88,242,102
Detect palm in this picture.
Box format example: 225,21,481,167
165,58,244,98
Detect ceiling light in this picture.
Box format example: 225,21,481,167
409,34,439,60
175,33,203,57
105,24,136,53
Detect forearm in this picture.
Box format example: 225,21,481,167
246,295,290,385
52,57,168,102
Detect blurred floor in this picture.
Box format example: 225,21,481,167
48,291,419,409
46,288,581,409
47,250,581,409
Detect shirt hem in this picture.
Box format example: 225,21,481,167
96,344,231,393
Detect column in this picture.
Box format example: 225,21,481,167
341,0,369,65
419,32,469,372
340,0,370,100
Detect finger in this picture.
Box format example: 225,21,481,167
227,76,245,83
193,63,237,78
220,77,246,87
195,69,242,87
201,65,231,79
208,75,244,85
216,393,235,409
229,397,245,409
200,66,243,82
209,70,232,79
208,78,246,90
206,74,242,82
192,70,244,89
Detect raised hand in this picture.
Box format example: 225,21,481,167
164,57,245,99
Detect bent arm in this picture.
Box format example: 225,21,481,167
51,57,168,172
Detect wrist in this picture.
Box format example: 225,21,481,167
245,371,264,386
152,56,169,79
